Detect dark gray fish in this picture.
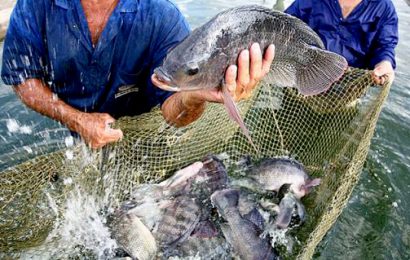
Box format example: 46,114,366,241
175,235,231,259
116,158,227,249
153,5,347,147
274,192,306,229
243,157,321,199
190,155,229,198
211,189,277,260
110,213,157,260
154,196,201,249
243,207,266,231
192,220,219,238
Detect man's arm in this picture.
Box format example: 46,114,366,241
159,43,275,127
14,79,123,148
370,2,399,85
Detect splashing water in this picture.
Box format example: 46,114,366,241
20,187,118,259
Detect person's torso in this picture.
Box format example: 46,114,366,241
41,0,179,117
302,0,388,68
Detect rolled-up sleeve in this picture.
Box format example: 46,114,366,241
1,0,46,86
369,2,399,69
147,0,190,106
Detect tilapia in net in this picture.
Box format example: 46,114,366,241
0,67,390,259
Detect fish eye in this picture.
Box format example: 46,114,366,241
186,67,199,76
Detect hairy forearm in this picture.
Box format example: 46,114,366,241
14,79,85,132
161,92,207,127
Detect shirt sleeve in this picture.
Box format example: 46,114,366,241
369,1,399,69
284,0,312,23
147,0,191,106
1,0,46,86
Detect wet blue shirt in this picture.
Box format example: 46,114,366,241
1,0,190,118
285,0,398,69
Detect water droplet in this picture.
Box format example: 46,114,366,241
65,136,74,147
6,119,19,133
65,150,74,160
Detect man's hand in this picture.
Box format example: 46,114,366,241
181,43,276,104
75,113,123,149
13,79,123,149
373,60,395,85
158,43,275,127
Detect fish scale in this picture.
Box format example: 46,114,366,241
155,197,201,248
154,5,348,148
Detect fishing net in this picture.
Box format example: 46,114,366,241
0,67,390,259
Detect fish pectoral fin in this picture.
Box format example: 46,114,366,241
274,204,293,229
221,83,259,152
295,46,348,96
296,199,306,222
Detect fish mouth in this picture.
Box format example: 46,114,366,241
152,68,181,92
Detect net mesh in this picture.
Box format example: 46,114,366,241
0,67,391,259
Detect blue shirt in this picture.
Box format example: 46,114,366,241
1,0,190,118
285,0,398,69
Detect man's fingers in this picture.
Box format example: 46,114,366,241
101,113,115,124
262,44,275,75
225,65,238,94
106,128,123,140
249,43,263,81
374,67,387,77
237,49,250,88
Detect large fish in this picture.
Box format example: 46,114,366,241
211,189,277,260
152,5,348,147
238,157,321,199
154,196,201,249
110,213,158,260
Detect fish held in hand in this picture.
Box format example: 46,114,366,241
153,5,347,147
211,189,277,260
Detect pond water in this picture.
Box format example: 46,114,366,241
0,0,409,258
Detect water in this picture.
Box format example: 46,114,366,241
0,0,409,258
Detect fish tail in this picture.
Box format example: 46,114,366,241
222,84,259,152
295,47,348,96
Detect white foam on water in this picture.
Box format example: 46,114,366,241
65,150,74,160
65,136,74,147
267,227,295,253
6,119,19,133
6,119,33,134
